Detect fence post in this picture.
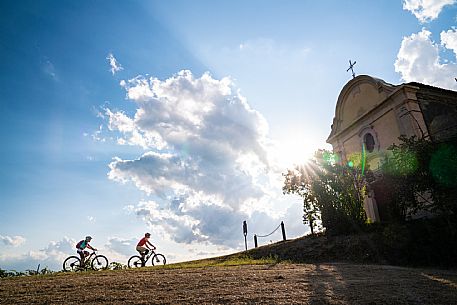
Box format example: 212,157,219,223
243,220,248,251
281,221,286,241
254,234,258,248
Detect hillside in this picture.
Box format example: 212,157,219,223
1,232,457,304
241,221,457,269
244,233,385,264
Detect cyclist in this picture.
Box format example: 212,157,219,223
136,232,156,260
76,236,97,266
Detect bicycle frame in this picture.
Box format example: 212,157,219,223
141,249,156,264
128,248,166,268
64,250,109,272
82,251,104,269
81,251,96,264
86,251,97,261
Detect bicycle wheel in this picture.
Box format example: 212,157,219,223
128,255,144,268
91,255,108,270
63,256,81,272
151,253,166,266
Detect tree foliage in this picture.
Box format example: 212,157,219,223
283,150,367,235
379,135,457,222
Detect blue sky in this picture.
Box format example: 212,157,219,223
1,0,457,271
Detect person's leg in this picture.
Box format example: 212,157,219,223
136,246,148,260
77,250,85,268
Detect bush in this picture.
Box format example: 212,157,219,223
109,262,127,270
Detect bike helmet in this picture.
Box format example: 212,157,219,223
85,236,92,240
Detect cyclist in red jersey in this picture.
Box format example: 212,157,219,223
136,233,155,259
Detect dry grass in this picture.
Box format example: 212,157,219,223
2,233,456,304
1,263,457,304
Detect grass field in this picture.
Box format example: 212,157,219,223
2,233,457,304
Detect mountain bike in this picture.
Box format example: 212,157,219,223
128,249,166,268
63,250,109,272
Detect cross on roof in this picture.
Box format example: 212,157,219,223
347,60,356,78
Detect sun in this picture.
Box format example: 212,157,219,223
274,137,319,168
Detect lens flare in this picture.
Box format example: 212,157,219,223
430,144,457,187
361,143,366,175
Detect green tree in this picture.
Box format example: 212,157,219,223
283,150,367,235
283,165,320,234
379,136,457,222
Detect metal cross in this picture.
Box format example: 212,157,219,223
347,60,356,78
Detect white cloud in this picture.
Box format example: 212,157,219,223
0,237,75,271
395,28,457,89
0,236,139,271
104,237,136,263
131,200,244,247
106,70,271,206
128,196,305,250
403,0,456,23
99,70,307,249
0,235,26,247
441,27,457,55
107,53,124,75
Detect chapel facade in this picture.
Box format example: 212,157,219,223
327,75,457,222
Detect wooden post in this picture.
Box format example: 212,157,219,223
309,215,314,235
254,234,258,248
243,220,248,251
281,221,286,241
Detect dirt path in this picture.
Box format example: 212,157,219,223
1,263,457,304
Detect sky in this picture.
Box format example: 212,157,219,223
1,0,457,271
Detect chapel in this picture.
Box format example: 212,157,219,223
327,75,457,222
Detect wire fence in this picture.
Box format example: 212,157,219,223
256,223,282,238
253,221,287,248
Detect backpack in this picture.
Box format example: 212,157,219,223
76,240,84,249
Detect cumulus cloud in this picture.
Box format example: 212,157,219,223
0,235,26,247
106,70,271,206
41,237,76,259
403,0,456,23
104,237,137,262
0,237,75,271
128,197,304,250
441,27,457,55
130,200,247,248
395,28,457,89
107,53,124,75
98,70,304,248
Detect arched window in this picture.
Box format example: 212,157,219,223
364,133,375,153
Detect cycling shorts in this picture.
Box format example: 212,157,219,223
77,249,89,256
136,246,148,254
